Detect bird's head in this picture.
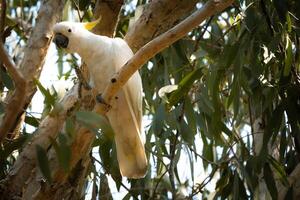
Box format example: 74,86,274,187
53,19,100,52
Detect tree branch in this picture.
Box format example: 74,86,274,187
0,0,6,41
1,85,79,198
51,0,234,186
4,0,234,198
0,43,27,142
93,0,123,37
4,0,66,136
278,163,300,200
96,0,234,114
125,0,199,52
14,0,125,198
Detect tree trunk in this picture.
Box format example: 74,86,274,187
1,0,209,199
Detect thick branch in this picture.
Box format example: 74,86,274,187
1,85,79,199
93,0,123,37
48,0,234,187
4,0,65,135
125,0,198,52
0,0,6,40
18,1,124,198
7,0,234,198
97,0,234,114
0,43,27,142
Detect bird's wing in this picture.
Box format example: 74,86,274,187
105,39,147,178
106,76,146,178
123,72,143,136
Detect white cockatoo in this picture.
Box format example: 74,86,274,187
52,21,147,179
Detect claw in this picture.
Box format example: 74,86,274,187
96,94,112,111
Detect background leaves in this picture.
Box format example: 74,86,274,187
1,0,300,199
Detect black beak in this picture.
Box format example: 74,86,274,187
53,33,69,48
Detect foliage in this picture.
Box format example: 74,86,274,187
0,0,300,199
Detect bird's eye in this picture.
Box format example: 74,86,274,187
68,29,72,33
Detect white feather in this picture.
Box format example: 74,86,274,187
53,22,147,178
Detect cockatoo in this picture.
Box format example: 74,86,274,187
52,21,147,178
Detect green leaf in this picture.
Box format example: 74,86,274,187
245,157,259,192
98,134,113,173
0,101,4,114
168,68,203,108
232,169,248,199
78,0,91,11
284,35,292,76
24,116,40,127
56,48,64,79
110,143,122,190
49,135,71,172
263,163,278,199
216,168,230,190
185,99,197,133
268,156,289,186
0,67,14,90
273,0,288,22
0,135,30,159
216,170,234,199
261,104,284,157
224,43,240,69
152,104,165,135
58,134,71,171
75,111,114,135
286,12,292,33
233,171,240,200
65,117,75,137
35,145,52,183
279,127,287,162
179,120,194,145
34,79,56,106
202,142,214,170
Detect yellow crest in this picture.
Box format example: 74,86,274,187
83,17,101,31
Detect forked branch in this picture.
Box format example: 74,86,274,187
95,0,234,114
0,43,27,142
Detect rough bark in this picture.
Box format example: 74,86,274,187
1,0,66,139
19,0,65,101
28,1,235,199
252,117,272,200
0,85,79,199
125,0,199,52
13,0,124,199
93,0,124,37
0,43,27,142
26,1,204,198
0,0,65,197
96,0,234,114
60,0,234,190
1,0,236,199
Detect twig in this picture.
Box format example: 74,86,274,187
95,0,235,115
0,42,27,142
152,169,169,198
260,0,274,36
71,0,83,22
187,145,220,166
169,131,179,197
0,0,6,41
193,16,214,52
169,101,186,197
190,167,218,197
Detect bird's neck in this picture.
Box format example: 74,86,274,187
72,32,111,62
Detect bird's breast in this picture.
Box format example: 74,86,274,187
87,61,116,93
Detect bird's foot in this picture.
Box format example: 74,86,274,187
96,94,112,112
